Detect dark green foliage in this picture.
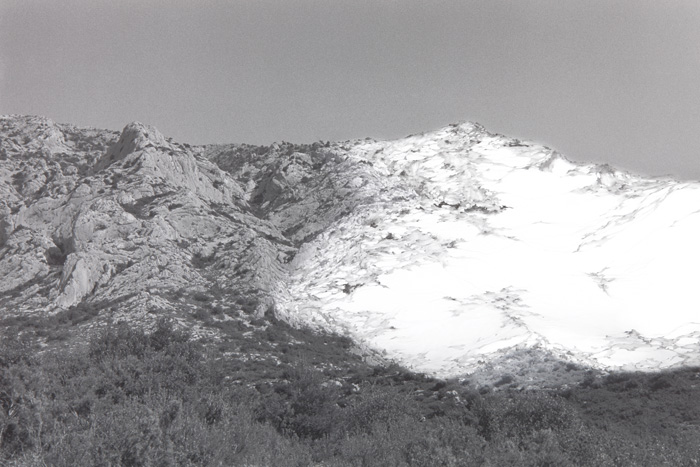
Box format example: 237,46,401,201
119,191,174,219
44,245,67,266
494,374,515,387
0,301,102,343
191,251,216,269
191,291,211,302
475,390,581,443
1,316,699,466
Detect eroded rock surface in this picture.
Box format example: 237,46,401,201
3,115,700,378
0,116,291,330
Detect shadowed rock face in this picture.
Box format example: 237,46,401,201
0,116,294,327
0,117,497,337
3,115,700,378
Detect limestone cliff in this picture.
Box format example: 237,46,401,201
3,115,700,378
0,116,292,331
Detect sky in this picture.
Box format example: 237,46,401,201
1,0,699,180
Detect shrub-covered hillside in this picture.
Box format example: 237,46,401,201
1,315,699,466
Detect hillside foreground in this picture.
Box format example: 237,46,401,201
1,115,699,464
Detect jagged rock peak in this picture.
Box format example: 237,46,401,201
93,121,172,172
446,120,488,135
404,120,489,143
109,121,168,156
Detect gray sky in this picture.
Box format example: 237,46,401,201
1,0,699,179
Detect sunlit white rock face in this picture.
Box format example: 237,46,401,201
278,122,700,377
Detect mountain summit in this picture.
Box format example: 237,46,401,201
2,115,699,377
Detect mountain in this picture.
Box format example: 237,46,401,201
2,114,699,380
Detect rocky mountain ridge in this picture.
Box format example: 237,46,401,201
2,115,699,378
1,116,290,331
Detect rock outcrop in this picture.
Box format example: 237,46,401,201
3,114,700,378
0,116,291,329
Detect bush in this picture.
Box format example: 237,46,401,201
475,391,580,441
1,319,700,466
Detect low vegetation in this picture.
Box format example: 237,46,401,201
1,314,699,466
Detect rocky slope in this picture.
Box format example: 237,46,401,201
2,115,699,378
0,116,293,335
276,124,700,377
